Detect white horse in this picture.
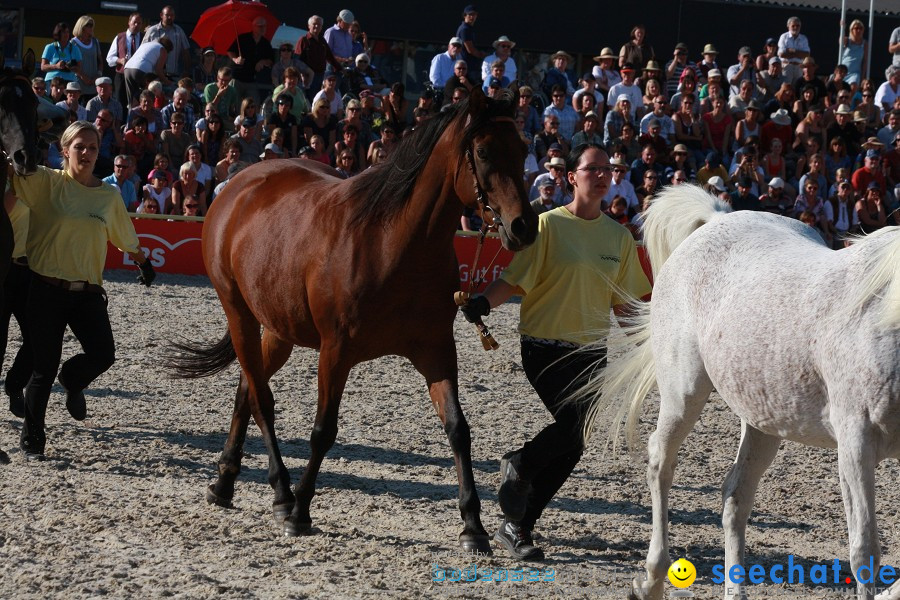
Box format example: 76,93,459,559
580,185,900,600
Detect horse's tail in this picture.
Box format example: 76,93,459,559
578,301,656,453
642,183,732,278
848,227,900,329
168,330,237,379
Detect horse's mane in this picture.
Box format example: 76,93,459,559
346,89,518,228
847,227,900,329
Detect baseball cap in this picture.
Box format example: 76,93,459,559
539,179,556,188
260,143,283,159
449,37,463,46
867,181,881,191
706,151,721,168
707,176,726,192
768,177,785,189
241,117,256,128
149,169,167,181
463,4,477,14
738,175,754,188
338,9,355,23
582,72,595,81
866,149,880,159
66,81,81,92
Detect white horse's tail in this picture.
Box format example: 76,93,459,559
579,184,730,451
642,184,732,278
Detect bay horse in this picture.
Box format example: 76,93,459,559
171,88,538,552
579,185,900,600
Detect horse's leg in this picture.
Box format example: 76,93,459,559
721,419,781,600
207,330,294,510
285,345,349,537
409,345,490,555
227,314,295,520
835,422,879,600
632,377,713,600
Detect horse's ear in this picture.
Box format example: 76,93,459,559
22,49,35,76
468,86,487,115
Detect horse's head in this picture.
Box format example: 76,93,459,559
456,87,538,251
0,50,41,176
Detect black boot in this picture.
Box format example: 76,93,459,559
494,519,544,561
58,372,86,421
21,384,49,459
498,451,531,521
5,382,24,418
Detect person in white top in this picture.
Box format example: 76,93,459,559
874,67,900,118
591,48,622,94
123,37,172,108
604,156,640,211
778,16,810,83
429,37,463,87
481,36,517,82
607,64,643,119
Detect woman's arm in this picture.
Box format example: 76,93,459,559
482,278,523,309
154,50,171,85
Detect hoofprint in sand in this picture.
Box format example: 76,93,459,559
0,271,897,599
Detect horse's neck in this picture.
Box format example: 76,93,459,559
404,134,465,243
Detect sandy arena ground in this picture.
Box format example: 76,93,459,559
1,270,898,599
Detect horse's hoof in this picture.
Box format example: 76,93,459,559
272,501,294,522
206,484,234,509
459,533,492,556
282,520,313,537
0,449,9,465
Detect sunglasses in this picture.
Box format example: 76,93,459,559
552,94,565,98
185,204,200,209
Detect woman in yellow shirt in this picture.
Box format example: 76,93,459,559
10,120,156,459
461,143,651,560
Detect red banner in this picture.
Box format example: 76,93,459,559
107,219,651,286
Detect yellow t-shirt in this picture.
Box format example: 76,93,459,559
12,166,140,284
500,206,651,346
9,199,28,259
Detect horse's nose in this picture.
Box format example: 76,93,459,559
12,148,35,173
508,213,537,247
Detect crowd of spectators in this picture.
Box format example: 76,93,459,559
27,5,900,240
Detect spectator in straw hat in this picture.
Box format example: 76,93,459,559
592,47,621,94
827,103,862,156
481,35,517,82
530,156,569,204
604,156,639,213
698,43,720,80
571,111,604,147
542,51,575,99
792,57,827,106
607,63,643,119
56,81,87,121
761,108,793,153
640,60,662,92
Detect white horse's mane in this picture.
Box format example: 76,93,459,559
846,227,900,329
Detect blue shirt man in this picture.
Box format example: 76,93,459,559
103,157,137,210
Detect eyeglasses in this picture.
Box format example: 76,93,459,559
114,163,127,169
675,177,687,183
209,120,221,125
172,121,184,126
185,204,199,209
862,93,873,98
613,168,627,173
645,174,658,180
498,44,511,49
549,121,560,125
552,94,564,99
347,107,360,112
144,204,159,211
577,165,613,176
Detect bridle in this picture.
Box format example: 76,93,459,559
461,115,517,294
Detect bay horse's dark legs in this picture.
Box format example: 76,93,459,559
207,331,294,509
411,345,491,554
226,314,295,518
285,346,350,536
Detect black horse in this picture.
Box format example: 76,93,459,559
0,49,53,464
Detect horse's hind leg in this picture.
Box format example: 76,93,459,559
633,375,713,600
410,343,490,555
226,312,296,520
721,420,781,600
207,330,294,510
835,421,880,600
285,345,350,537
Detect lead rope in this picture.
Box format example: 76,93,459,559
455,149,500,350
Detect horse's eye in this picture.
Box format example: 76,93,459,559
476,147,488,160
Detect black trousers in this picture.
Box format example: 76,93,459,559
1,262,32,392
123,68,146,110
21,277,115,447
515,339,607,531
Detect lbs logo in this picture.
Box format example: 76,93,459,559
121,233,202,269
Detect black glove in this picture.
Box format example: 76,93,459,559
460,295,490,323
137,260,156,287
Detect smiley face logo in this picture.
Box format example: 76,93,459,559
668,558,697,588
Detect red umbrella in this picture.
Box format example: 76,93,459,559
190,0,280,56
